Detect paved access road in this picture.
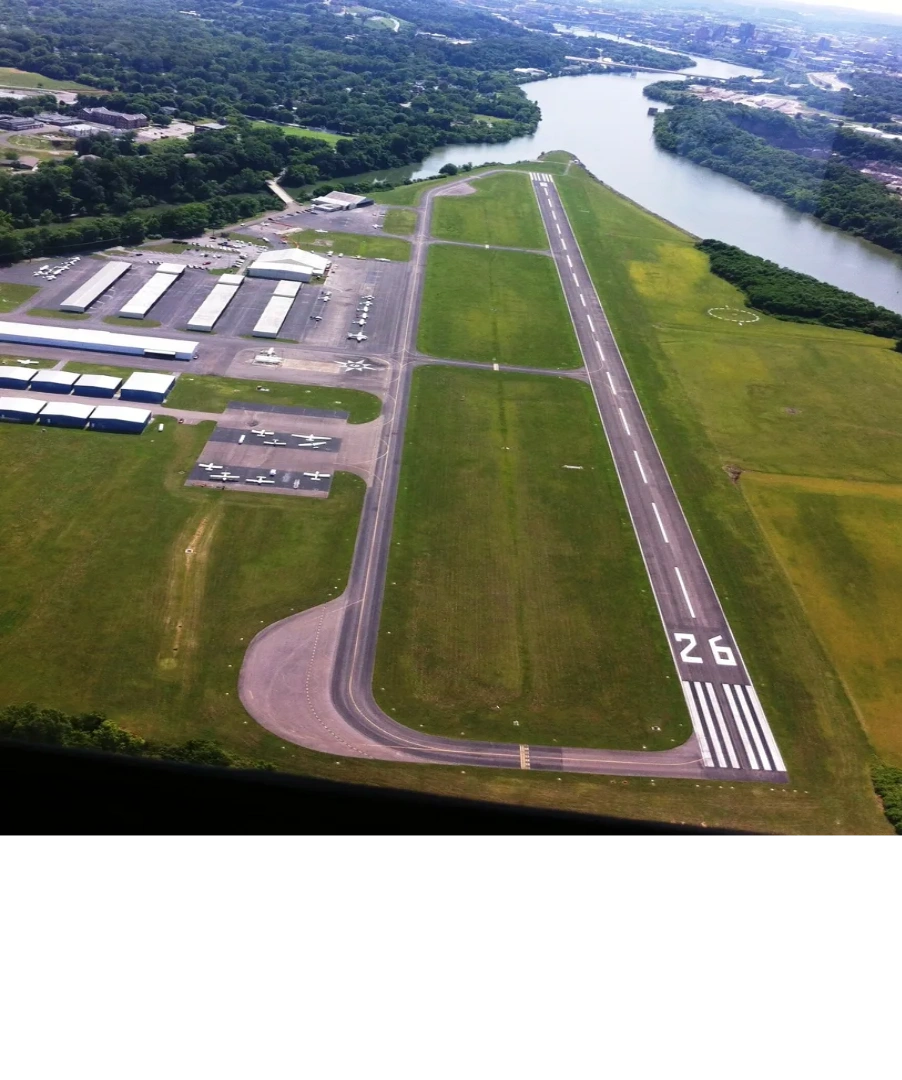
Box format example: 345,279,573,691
240,168,788,782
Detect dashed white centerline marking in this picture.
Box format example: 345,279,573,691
633,451,648,484
566,255,573,268
572,273,580,287
618,407,631,435
587,315,595,333
595,339,605,361
606,371,617,395
579,293,586,307
556,224,562,234
651,502,669,543
674,566,696,619
561,240,567,251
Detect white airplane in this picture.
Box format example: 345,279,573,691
291,433,330,442
375,257,389,262
264,438,288,446
209,472,240,481
255,386,271,392
16,359,39,366
347,331,367,342
263,346,275,356
246,476,276,485
304,471,331,481
251,429,274,437
197,462,224,471
355,319,367,326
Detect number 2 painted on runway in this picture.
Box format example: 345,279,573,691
674,633,737,667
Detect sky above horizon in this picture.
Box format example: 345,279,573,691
788,0,902,16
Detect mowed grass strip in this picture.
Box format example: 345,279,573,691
0,422,365,761
286,228,410,261
382,208,417,236
374,366,688,749
0,283,39,313
417,245,582,369
555,165,885,831
430,171,548,250
743,473,902,767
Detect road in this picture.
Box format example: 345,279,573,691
240,168,788,781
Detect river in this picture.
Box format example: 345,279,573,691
375,52,902,313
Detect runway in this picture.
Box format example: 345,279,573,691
239,168,789,782
531,172,786,779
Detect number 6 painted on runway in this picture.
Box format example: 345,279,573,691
709,635,737,666
674,633,702,664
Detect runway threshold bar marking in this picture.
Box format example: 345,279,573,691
519,745,531,770
674,566,696,619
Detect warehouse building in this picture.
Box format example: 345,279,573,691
60,261,132,312
0,321,198,361
118,263,184,319
311,191,372,211
79,107,148,130
87,404,151,434
0,114,39,131
74,373,122,397
0,366,36,389
247,248,329,282
186,273,244,332
30,369,80,394
37,401,94,429
119,371,175,403
0,396,46,423
253,280,300,338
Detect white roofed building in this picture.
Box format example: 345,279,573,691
0,396,46,422
74,373,122,397
87,405,152,434
37,401,94,428
30,369,80,394
120,371,176,403
0,366,37,389
248,248,330,282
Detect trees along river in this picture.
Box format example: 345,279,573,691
393,57,902,314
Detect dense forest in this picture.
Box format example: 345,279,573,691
654,100,902,257
697,240,902,337
0,702,272,770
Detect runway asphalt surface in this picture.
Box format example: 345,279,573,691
239,169,789,782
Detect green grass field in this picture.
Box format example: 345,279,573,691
61,367,383,422
551,162,889,832
430,171,547,250
375,367,688,749
27,306,87,320
417,245,582,369
0,66,95,90
0,421,365,760
287,228,410,261
0,284,38,313
0,354,54,368
371,176,456,206
250,120,341,145
382,208,417,236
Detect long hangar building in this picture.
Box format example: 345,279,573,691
0,321,198,361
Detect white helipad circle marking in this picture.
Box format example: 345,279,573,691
707,306,760,326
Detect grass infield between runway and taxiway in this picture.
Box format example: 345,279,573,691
285,228,411,262
430,171,549,251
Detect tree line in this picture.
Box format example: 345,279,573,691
0,702,273,771
697,239,902,338
654,100,902,258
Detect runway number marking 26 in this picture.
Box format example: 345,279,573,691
674,633,737,667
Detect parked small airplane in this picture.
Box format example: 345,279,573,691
197,462,224,471
16,359,39,366
263,438,287,446
347,331,368,342
304,471,331,481
291,433,330,443
251,429,274,437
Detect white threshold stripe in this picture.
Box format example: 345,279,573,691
633,451,648,484
746,683,786,772
674,566,696,619
682,681,715,767
587,315,595,332
722,683,760,770
704,683,739,769
734,686,769,773
579,294,586,307
606,371,617,395
651,502,669,543
618,407,630,435
691,682,726,768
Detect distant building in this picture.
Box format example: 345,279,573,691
65,123,106,138
711,25,728,42
817,37,832,52
78,107,148,129
0,114,39,131
35,112,77,126
738,23,756,44
311,191,372,211
248,248,330,282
